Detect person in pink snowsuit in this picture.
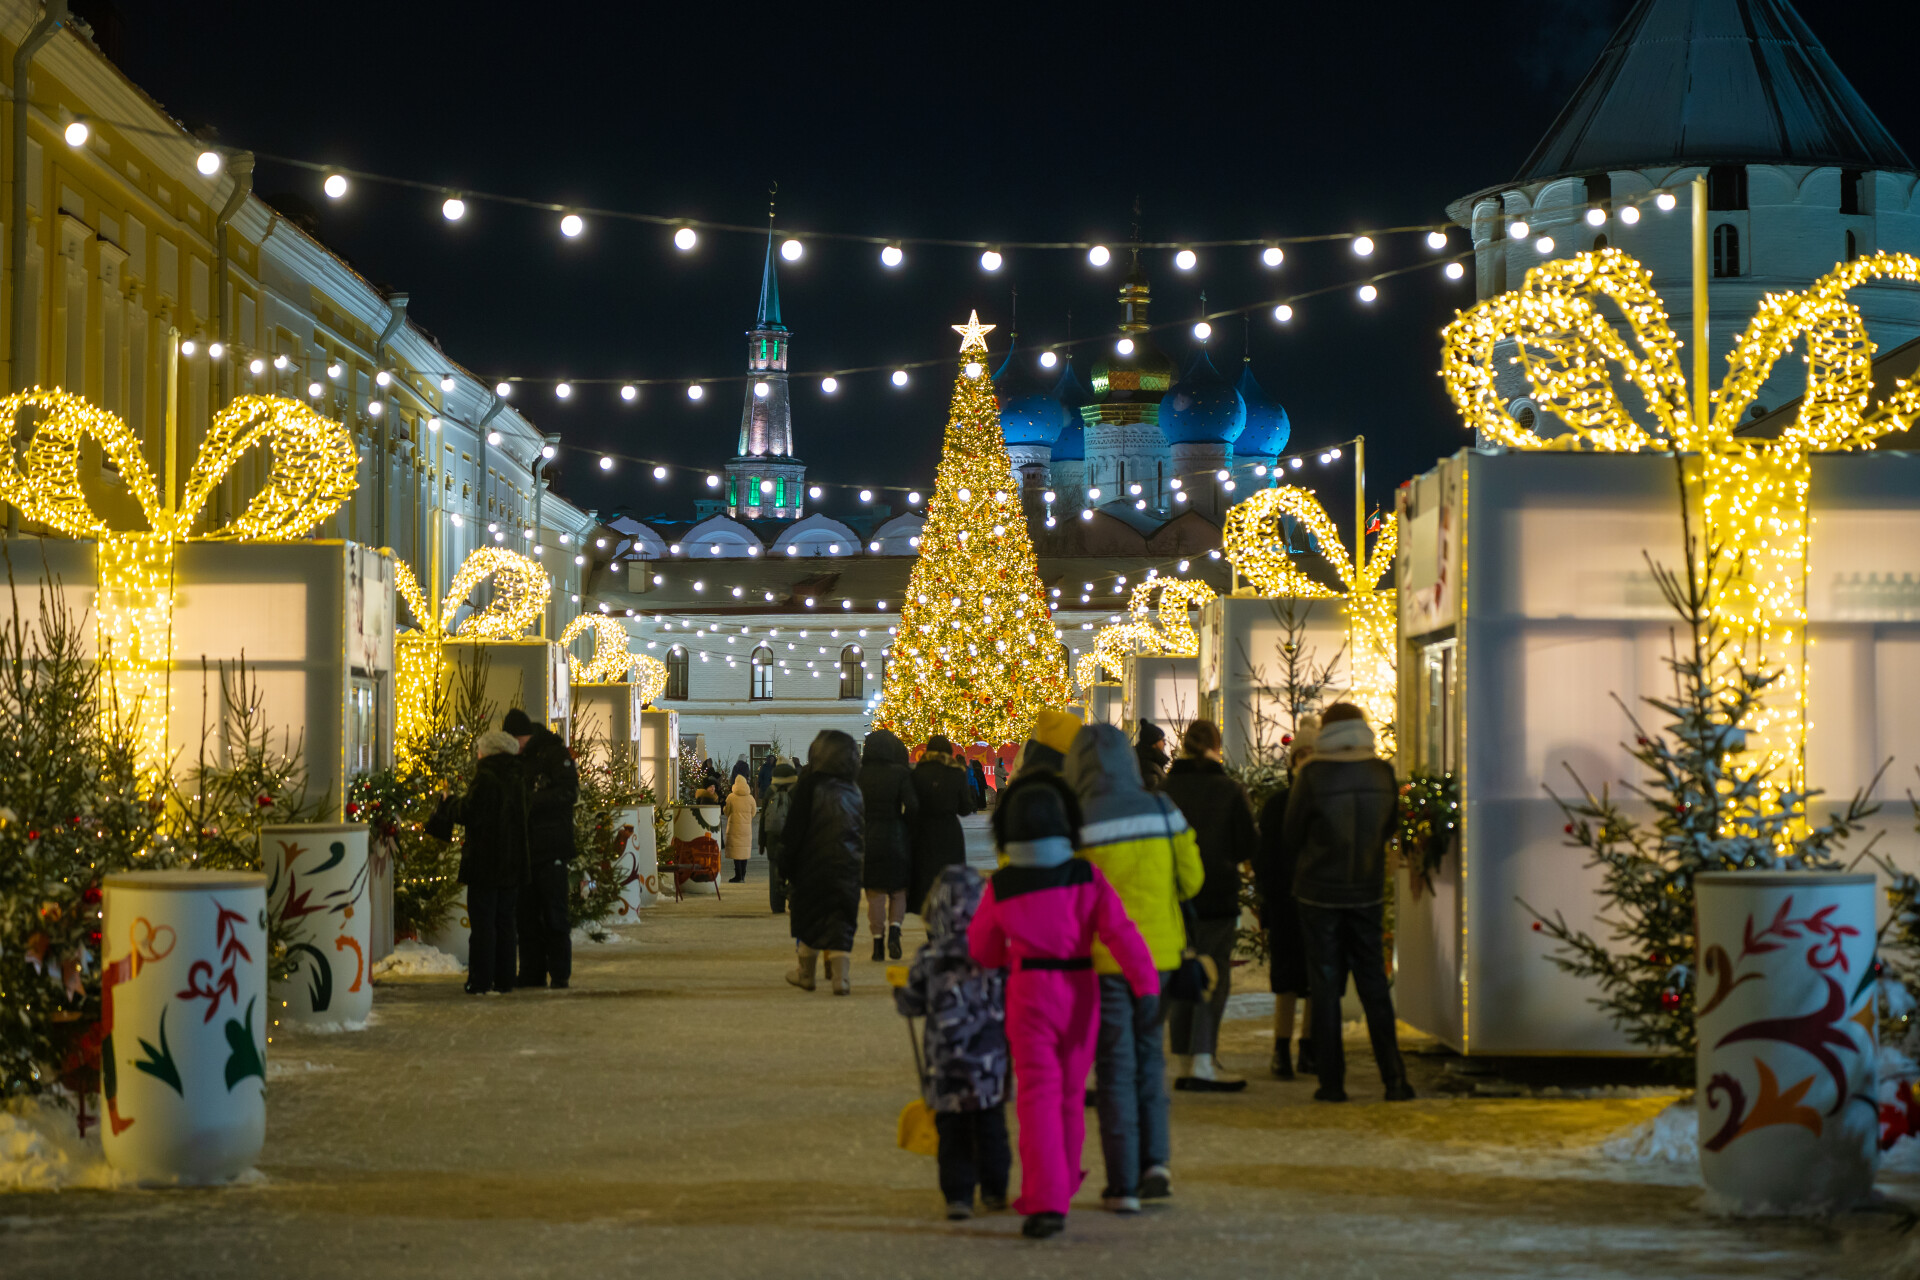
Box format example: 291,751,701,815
968,772,1158,1239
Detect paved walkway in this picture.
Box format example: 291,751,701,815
4,829,1912,1278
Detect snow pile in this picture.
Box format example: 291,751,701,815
0,1100,131,1192
280,1009,377,1035
1596,1098,1698,1165
266,1059,339,1080
372,941,464,978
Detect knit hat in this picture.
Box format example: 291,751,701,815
997,776,1080,868
476,730,520,758
1137,719,1166,749
1032,708,1082,756
925,734,955,754
501,708,536,736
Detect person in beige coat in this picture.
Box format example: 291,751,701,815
724,774,758,883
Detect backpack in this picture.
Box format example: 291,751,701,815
762,786,794,843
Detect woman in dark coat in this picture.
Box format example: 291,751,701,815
858,729,920,962
1252,716,1318,1079
432,729,530,996
781,729,866,995
908,734,976,917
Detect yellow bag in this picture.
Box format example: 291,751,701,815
897,1098,939,1156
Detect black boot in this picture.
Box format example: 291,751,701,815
1296,1038,1317,1076
872,936,886,962
1270,1039,1295,1080
887,924,902,960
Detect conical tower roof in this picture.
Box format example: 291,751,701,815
1515,0,1910,182
756,228,785,330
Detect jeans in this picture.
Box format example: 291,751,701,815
517,857,572,987
1094,972,1170,1197
465,882,519,993
1168,918,1236,1057
934,1105,1010,1205
1299,902,1407,1092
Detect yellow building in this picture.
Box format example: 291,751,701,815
0,1,600,628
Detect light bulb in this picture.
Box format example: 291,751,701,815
1352,235,1374,256
1039,351,1058,369
487,431,502,446
599,456,614,471
892,370,908,387
761,480,774,493
781,239,803,261
1508,219,1529,239
1655,192,1676,212
273,354,290,370
249,357,266,374
754,381,770,398
653,465,667,479
1174,249,1197,270
327,362,342,378
427,417,440,431
1534,236,1554,254
442,196,466,221
964,362,981,378
1135,499,1146,509
687,384,704,400
440,375,456,391
809,486,822,498
209,342,225,358
860,489,873,502
63,120,88,147
1088,245,1110,267
367,400,384,416
180,339,197,356
324,173,349,199
1445,261,1466,280
1426,230,1448,250
880,244,903,267
908,491,922,504
1254,464,1268,476
1081,509,1093,521
1358,284,1378,302
495,381,512,396
674,226,697,250
1169,478,1182,490
375,370,391,386
560,213,585,237
1290,457,1304,469
196,150,222,176
1129,483,1142,495
1116,338,1135,355
821,376,838,393
1620,205,1641,225
980,249,1003,271
1088,487,1101,499
307,381,323,397
1263,246,1284,267
1216,469,1229,482
1585,207,1607,227
1274,304,1293,323
1193,321,1212,341
705,474,721,487
1329,447,1342,459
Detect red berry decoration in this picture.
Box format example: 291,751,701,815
1564,822,1575,835
345,802,360,817
1281,734,1294,746
1531,920,1543,932
257,794,274,808
1659,991,1682,1010
26,829,38,841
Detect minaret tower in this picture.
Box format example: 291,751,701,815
725,215,806,520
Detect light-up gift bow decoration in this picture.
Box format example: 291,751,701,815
557,612,669,706
0,390,358,770
1221,483,1397,754
389,547,552,763
1077,579,1218,699
1439,247,1920,781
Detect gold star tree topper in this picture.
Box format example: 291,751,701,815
951,310,996,352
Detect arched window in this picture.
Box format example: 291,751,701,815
1712,224,1740,278
1592,233,1609,251
839,645,864,700
1846,230,1859,262
750,646,773,700
665,647,689,700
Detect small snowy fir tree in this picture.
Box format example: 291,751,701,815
0,573,161,1102
570,740,647,939
1529,484,1879,1067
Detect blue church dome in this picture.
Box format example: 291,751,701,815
1052,415,1086,461
994,340,1072,446
1235,362,1291,457
1160,349,1246,445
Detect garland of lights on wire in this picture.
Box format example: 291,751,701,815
390,548,553,764
1076,579,1218,699
1439,247,1920,798
870,314,1073,746
0,390,358,773
1219,484,1398,754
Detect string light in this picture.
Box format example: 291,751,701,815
323,173,348,199
1426,231,1448,250
1273,304,1293,322
781,239,804,261
442,196,466,221
1089,245,1110,267
687,385,704,400
560,213,586,238
821,377,838,393
980,249,1003,272
674,227,697,250
560,614,638,684
1263,247,1285,267
196,149,222,176
1352,236,1373,256
1175,249,1197,270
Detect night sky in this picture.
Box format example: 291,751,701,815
96,0,1920,526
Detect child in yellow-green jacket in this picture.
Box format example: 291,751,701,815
1062,723,1204,1213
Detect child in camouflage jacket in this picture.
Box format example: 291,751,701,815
894,864,1011,1220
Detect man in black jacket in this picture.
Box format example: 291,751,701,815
504,707,580,989
1280,702,1413,1102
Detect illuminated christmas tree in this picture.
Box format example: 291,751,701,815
874,313,1071,746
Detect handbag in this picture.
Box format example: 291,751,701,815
1156,800,1219,1005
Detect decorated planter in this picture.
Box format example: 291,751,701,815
100,870,268,1185
665,805,724,898
426,888,471,965
262,823,372,1030
610,804,657,916
1695,871,1879,1213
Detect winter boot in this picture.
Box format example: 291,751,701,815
826,952,852,996
1296,1038,1318,1076
1270,1039,1295,1080
887,923,903,960
1176,1054,1248,1093
1021,1212,1066,1239
872,936,886,962
785,950,817,992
